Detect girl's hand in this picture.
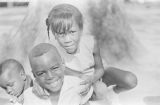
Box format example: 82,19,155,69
79,75,94,96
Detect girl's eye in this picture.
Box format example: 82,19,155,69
70,31,76,34
56,32,65,37
58,34,64,37
59,32,65,35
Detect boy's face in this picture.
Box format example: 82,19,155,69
0,69,25,97
55,20,82,54
32,50,64,94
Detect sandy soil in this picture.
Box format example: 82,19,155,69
119,3,160,105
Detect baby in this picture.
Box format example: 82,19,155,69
0,59,32,105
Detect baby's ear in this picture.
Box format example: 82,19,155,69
61,59,65,71
31,70,36,77
20,71,26,81
60,64,65,74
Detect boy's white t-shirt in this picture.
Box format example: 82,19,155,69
23,76,93,105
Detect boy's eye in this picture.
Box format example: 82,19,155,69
51,66,58,70
37,72,45,76
50,66,60,72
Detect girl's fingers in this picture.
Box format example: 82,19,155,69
80,80,88,85
80,87,90,96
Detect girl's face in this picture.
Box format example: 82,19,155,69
54,20,82,54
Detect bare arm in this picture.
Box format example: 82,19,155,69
92,38,104,83
64,66,83,78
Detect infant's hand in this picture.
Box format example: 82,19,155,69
79,75,93,96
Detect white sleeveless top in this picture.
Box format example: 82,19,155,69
49,35,95,75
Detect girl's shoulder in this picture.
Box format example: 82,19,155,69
80,34,95,52
81,34,95,42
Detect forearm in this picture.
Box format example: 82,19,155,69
92,38,104,83
92,68,104,83
64,66,82,78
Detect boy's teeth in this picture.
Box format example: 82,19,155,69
50,80,60,87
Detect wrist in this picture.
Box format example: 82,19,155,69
78,72,83,78
92,75,101,83
91,75,96,84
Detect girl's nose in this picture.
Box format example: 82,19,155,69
64,35,72,43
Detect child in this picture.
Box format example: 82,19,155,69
46,3,137,97
0,59,33,105
46,3,105,99
25,43,103,105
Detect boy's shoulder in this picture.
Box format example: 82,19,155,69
23,87,33,97
23,87,40,105
23,87,38,102
23,87,51,105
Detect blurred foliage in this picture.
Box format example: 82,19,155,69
88,0,138,64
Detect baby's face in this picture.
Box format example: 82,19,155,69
0,69,25,98
32,50,64,94
55,20,82,54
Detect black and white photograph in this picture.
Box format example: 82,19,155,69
0,0,160,105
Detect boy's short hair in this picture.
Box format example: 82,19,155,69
29,43,62,70
46,3,83,35
0,59,24,75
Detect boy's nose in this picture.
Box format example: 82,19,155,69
46,70,54,79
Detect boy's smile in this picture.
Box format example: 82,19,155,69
31,48,64,94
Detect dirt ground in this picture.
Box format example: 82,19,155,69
119,3,160,105
0,2,160,105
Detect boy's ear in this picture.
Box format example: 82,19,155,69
20,71,26,81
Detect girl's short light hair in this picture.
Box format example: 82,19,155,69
46,4,83,36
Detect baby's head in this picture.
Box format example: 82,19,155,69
0,59,26,97
29,43,64,94
46,4,83,54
